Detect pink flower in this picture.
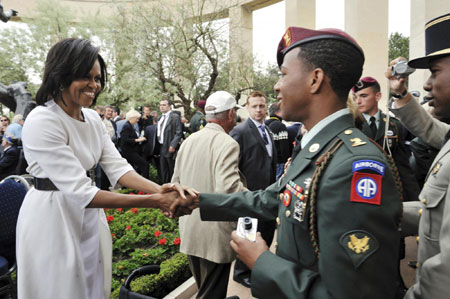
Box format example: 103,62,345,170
116,208,123,213
129,192,135,195
138,191,144,195
173,237,181,245
158,238,167,245
111,233,116,238
126,225,131,230
106,216,114,223
131,208,138,214
154,230,162,237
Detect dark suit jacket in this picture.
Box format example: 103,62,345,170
158,111,183,158
0,145,20,180
361,112,420,201
230,118,276,190
120,121,140,154
143,124,158,160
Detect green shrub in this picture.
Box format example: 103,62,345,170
130,253,191,298
107,190,187,298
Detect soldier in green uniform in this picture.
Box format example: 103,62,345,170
173,27,403,298
189,100,207,133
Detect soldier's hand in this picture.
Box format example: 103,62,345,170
230,231,269,270
385,57,408,94
169,146,176,153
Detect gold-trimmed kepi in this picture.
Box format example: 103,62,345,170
408,12,450,69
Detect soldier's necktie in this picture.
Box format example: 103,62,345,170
369,116,377,138
259,124,269,144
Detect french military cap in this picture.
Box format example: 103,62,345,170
408,12,450,69
352,76,379,93
276,27,364,67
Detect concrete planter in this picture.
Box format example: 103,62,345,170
163,276,197,299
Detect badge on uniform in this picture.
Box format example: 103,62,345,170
285,180,307,222
352,160,385,176
340,230,379,268
350,172,382,205
431,162,442,176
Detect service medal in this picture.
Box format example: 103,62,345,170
282,190,291,207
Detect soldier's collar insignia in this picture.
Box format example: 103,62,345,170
350,137,367,147
431,162,442,176
340,230,379,268
309,143,320,152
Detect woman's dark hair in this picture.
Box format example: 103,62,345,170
36,38,107,106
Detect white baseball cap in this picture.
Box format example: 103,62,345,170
205,91,243,115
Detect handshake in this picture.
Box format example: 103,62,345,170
158,183,200,217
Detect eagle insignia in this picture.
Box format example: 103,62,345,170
348,234,370,254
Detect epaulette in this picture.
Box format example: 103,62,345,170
337,128,377,155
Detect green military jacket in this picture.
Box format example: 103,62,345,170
199,113,402,299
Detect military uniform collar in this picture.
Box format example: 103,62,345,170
301,108,350,149
362,110,380,124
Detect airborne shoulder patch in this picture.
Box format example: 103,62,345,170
339,230,379,268
352,160,385,176
350,172,382,205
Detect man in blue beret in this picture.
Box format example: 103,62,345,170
174,26,403,298
387,12,450,299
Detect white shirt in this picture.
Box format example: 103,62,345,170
157,111,172,144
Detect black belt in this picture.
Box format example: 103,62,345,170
34,168,96,191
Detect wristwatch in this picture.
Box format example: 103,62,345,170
390,89,408,100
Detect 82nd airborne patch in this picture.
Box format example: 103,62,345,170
350,172,382,205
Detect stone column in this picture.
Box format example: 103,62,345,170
285,0,316,29
345,0,389,110
229,5,253,99
409,0,450,96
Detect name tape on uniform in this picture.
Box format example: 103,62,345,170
352,160,385,176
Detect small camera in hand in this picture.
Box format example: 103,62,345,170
392,60,415,78
236,217,258,242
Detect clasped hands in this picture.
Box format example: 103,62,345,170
158,183,200,217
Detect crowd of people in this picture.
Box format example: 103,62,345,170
1,10,450,299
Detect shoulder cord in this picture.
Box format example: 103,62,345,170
308,139,344,259
308,138,404,260
369,139,404,227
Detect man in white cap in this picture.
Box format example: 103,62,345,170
172,91,245,298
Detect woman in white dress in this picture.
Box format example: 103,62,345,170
16,38,193,299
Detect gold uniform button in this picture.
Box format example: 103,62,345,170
279,193,283,201
276,217,281,225
418,209,423,216
344,129,353,135
422,198,427,205
416,236,420,242
285,210,291,217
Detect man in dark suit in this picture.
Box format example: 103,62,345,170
352,76,420,202
0,134,20,180
156,99,183,183
229,90,276,287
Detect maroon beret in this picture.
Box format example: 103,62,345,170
352,76,379,92
276,27,364,67
197,100,206,109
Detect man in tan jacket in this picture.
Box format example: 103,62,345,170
172,91,245,298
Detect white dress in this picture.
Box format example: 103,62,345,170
16,100,133,299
